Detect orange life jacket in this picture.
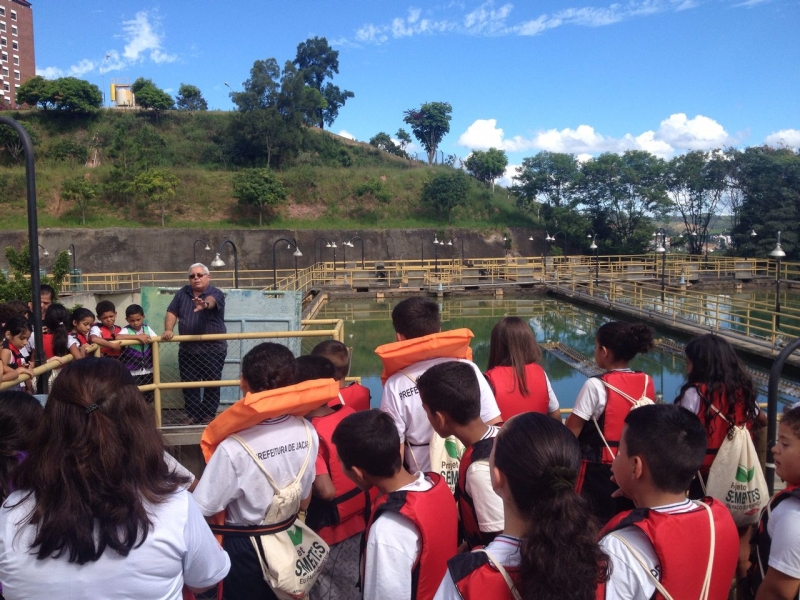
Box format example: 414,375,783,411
485,363,550,421
597,499,738,600
375,329,474,384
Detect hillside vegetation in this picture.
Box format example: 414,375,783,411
0,109,523,231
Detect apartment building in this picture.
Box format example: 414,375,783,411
0,0,34,106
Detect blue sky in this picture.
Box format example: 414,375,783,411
35,0,799,182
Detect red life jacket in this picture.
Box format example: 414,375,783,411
485,363,550,421
693,383,750,472
578,371,655,464
335,382,371,411
70,332,89,347
308,405,373,546
2,340,26,369
456,436,498,549
41,333,55,359
93,323,122,357
365,473,458,600
598,498,738,600
746,485,800,596
448,544,522,599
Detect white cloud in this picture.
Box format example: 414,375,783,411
497,163,519,187
338,130,356,140
38,11,175,80
765,129,800,149
457,113,732,159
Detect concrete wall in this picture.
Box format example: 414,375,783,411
1,227,548,274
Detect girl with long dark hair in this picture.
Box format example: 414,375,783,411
0,358,229,598
484,317,561,421
434,412,607,599
0,391,41,503
43,303,71,359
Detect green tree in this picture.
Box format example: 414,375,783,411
131,168,180,227
396,128,412,154
579,151,670,253
421,170,470,222
175,83,208,111
403,102,452,165
132,78,174,122
0,121,38,163
0,246,69,304
230,58,282,112
61,175,99,225
16,75,53,108
49,77,102,113
369,132,404,157
464,147,508,190
47,138,88,167
513,151,581,212
293,36,353,128
232,168,288,226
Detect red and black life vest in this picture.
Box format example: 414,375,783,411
578,371,654,464
456,436,499,549
485,363,550,421
365,473,458,600
746,485,800,596
307,405,373,546
693,383,750,472
2,340,26,370
448,545,521,599
70,332,89,347
597,498,738,600
336,382,371,412
93,323,122,357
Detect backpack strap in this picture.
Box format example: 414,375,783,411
592,417,618,461
599,374,650,406
399,369,417,385
608,532,674,600
475,549,522,600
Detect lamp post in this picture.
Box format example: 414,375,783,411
343,236,365,269
193,239,211,264
444,237,465,264
433,235,440,274
210,239,239,288
272,238,302,289
747,229,757,259
313,237,337,273
588,233,599,286
67,243,76,273
654,228,667,295
770,231,786,332
38,244,49,258
552,231,568,256
543,231,555,279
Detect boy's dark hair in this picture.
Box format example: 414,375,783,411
332,410,401,478
782,406,800,439
311,340,350,381
6,300,29,318
95,300,116,317
417,361,481,426
295,355,336,383
39,285,55,300
624,404,707,493
596,321,654,362
241,342,296,393
125,304,145,318
391,296,440,339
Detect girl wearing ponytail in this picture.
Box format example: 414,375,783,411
434,412,608,600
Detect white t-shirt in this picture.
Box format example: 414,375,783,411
363,472,434,599
164,451,195,487
66,333,82,350
381,357,501,472
678,386,760,419
767,495,800,579
466,427,504,533
572,369,637,421
193,415,319,525
0,489,230,599
433,534,522,600
599,499,699,600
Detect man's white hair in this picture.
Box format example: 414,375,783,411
188,263,210,275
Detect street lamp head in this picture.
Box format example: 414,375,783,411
655,244,666,253
210,253,225,268
67,248,72,256
750,229,757,238
205,243,211,250
293,247,303,258
433,235,440,245
330,242,337,248
587,233,593,239
529,235,534,241
590,241,598,250
325,241,332,248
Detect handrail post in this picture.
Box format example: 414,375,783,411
766,336,800,494
152,340,162,428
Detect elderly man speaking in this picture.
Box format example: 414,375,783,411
163,263,227,425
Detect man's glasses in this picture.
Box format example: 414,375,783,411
188,273,206,280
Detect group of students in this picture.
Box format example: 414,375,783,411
0,293,798,600
0,295,157,395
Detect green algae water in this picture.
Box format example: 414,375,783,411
315,295,800,411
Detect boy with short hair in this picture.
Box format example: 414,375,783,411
89,300,123,357
332,410,457,600
119,304,157,403
378,296,501,473
311,339,371,411
417,361,503,549
597,404,738,599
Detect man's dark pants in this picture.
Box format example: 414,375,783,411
178,345,226,422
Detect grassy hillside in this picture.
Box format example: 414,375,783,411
0,109,528,231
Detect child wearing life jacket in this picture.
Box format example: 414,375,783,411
332,410,458,600
484,316,561,422
192,343,320,600
67,307,95,360
88,300,123,358
297,355,372,600
1,316,35,393
597,404,738,599
675,333,765,583
745,406,800,600
435,412,608,600
378,296,501,473
417,361,503,550
566,321,655,524
311,340,371,411
42,304,70,361
118,304,157,403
